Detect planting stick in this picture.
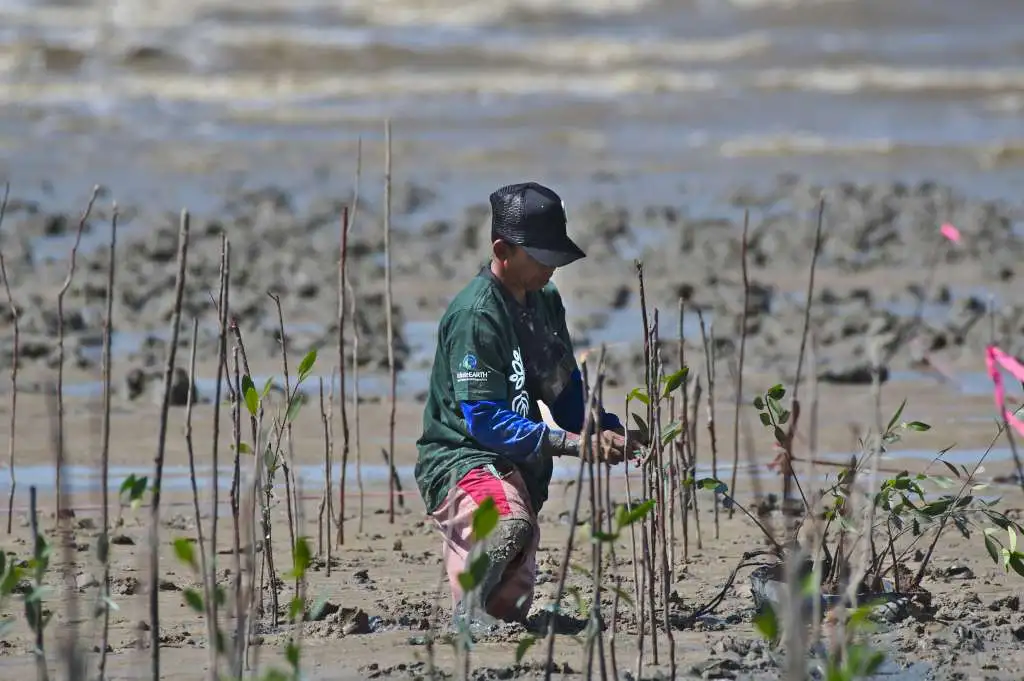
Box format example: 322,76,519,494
211,234,230,643
98,202,117,680
55,186,99,521
183,317,216,680
337,204,351,545
0,183,15,535
327,378,335,569
150,208,190,680
729,211,750,519
347,137,365,535
634,261,659,666
384,119,397,524
318,378,330,566
697,310,720,538
678,298,690,561
543,348,605,681
652,320,676,680
781,197,824,518
584,380,607,681
229,347,244,679
29,485,48,681
688,373,703,550
621,401,644,674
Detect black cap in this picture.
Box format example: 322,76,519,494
489,181,586,268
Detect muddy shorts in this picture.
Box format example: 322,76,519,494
430,463,540,621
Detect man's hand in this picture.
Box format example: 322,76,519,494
557,430,625,464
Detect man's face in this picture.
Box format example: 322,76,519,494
496,241,556,292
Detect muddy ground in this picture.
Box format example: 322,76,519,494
0,174,1023,679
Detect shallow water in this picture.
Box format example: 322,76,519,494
2,0,1024,216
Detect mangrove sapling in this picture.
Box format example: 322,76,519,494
0,182,17,535
28,486,51,681
780,196,826,531
268,292,299,575
238,347,319,625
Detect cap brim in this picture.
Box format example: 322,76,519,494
521,239,586,268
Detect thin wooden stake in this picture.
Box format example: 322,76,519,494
729,211,750,519
150,208,190,680
383,119,397,525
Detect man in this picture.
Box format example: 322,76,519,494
414,181,635,631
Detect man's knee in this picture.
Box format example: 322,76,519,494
489,518,533,563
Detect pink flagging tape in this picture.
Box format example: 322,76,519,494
985,345,1024,438
940,222,962,243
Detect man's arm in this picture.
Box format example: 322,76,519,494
547,368,623,434
447,308,581,461
543,289,623,434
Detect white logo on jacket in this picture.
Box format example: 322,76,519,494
510,347,530,417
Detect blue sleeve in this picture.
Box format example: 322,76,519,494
548,368,622,434
460,400,550,462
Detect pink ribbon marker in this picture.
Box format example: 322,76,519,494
985,345,1024,438
940,223,962,243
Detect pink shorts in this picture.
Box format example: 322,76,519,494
430,464,540,621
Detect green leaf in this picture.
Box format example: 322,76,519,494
753,396,764,410
767,384,786,401
457,553,491,592
297,349,318,381
985,534,1001,563
660,420,684,446
172,538,197,571
1008,553,1024,578
758,412,771,427
696,478,728,494
292,537,312,579
236,442,252,454
183,588,204,613
661,367,689,397
470,497,499,542
753,604,778,643
627,388,650,406
515,635,537,663
905,421,931,432
242,376,259,416
261,377,274,399
0,565,22,596
886,398,908,434
631,413,649,444
286,642,300,670
616,499,656,529
288,597,304,622
285,394,304,423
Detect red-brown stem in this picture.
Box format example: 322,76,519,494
150,208,191,680
729,211,750,519
55,186,99,521
337,204,351,544
0,183,16,535
383,120,397,524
